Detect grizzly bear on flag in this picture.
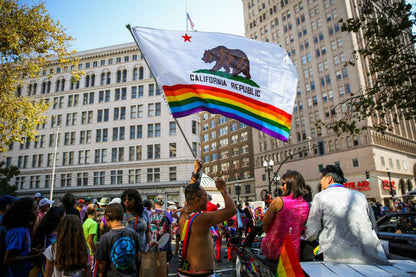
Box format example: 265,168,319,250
202,46,251,79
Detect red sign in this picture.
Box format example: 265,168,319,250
344,180,370,191
382,180,397,190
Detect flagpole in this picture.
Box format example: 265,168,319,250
185,0,188,32
126,24,197,159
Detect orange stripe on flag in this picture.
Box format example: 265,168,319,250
276,233,304,277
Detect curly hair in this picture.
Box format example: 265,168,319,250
281,170,307,198
54,215,88,272
184,183,205,205
2,197,35,229
121,189,144,215
61,193,76,210
32,206,65,248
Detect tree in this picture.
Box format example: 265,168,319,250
320,0,416,134
0,161,19,196
0,0,80,152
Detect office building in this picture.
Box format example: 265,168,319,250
242,0,416,204
2,42,200,203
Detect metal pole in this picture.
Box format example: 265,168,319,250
49,126,59,205
387,169,393,198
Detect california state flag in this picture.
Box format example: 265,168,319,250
129,26,298,142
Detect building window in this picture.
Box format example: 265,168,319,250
169,167,177,181
352,158,359,168
169,143,176,157
128,169,141,184
110,170,123,184
93,171,105,185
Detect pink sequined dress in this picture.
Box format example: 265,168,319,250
260,194,309,260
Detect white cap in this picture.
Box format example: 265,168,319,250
109,197,122,204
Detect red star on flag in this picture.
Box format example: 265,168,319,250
182,33,192,42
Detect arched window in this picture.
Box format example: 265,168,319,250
85,75,90,87
106,72,111,84
407,179,413,192
91,74,95,87
117,70,121,83
101,73,106,85
133,68,138,81
400,179,406,195
139,67,144,80
122,69,127,82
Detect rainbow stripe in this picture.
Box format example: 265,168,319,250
276,234,304,277
163,84,292,142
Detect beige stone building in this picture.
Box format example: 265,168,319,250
242,0,416,205
2,43,200,204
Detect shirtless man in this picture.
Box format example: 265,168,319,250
177,160,236,277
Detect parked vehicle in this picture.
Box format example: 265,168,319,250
230,222,416,277
377,212,416,259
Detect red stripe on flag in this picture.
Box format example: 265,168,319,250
276,234,304,277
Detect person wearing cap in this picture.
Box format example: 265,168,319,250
34,198,54,233
83,203,99,276
305,165,389,265
97,197,110,237
149,194,173,262
77,198,85,212
34,192,43,205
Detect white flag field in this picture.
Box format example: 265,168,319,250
129,26,298,142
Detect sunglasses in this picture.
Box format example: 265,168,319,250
123,197,134,202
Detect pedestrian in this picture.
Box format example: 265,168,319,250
34,192,43,206
34,198,54,233
44,214,91,277
97,197,110,238
77,199,85,213
236,203,244,237
80,197,92,222
172,206,183,257
305,165,389,265
62,193,80,217
0,195,18,276
32,206,66,249
260,171,310,260
3,197,43,276
31,206,66,276
96,203,141,277
177,159,236,276
149,195,173,262
83,203,99,276
243,202,254,236
121,189,151,254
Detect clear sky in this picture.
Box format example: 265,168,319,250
34,0,245,52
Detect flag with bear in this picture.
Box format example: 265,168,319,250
128,26,298,142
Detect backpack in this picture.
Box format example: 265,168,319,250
149,209,169,241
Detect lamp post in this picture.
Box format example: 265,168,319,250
263,159,274,195
386,168,394,197
234,182,241,204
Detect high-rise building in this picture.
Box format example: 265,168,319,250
242,0,416,205
199,112,256,203
2,42,200,203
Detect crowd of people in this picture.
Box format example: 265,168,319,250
0,160,413,276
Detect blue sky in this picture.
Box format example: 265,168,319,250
36,0,245,52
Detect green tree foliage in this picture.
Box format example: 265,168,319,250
321,0,416,134
0,161,19,196
0,0,80,152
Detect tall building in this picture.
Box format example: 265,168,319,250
242,0,416,205
199,112,256,203
2,42,200,203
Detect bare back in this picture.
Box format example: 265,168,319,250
178,212,215,272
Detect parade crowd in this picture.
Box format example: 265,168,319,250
0,161,414,276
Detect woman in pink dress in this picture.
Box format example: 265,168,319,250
261,171,310,260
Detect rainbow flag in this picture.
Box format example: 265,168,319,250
276,234,304,277
129,27,298,142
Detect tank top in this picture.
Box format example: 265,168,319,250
260,194,309,260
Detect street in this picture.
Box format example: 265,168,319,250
168,241,235,276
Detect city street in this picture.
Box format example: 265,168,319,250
168,242,235,276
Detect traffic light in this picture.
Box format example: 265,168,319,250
365,170,370,179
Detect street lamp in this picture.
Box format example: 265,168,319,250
263,159,274,195
234,182,241,204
